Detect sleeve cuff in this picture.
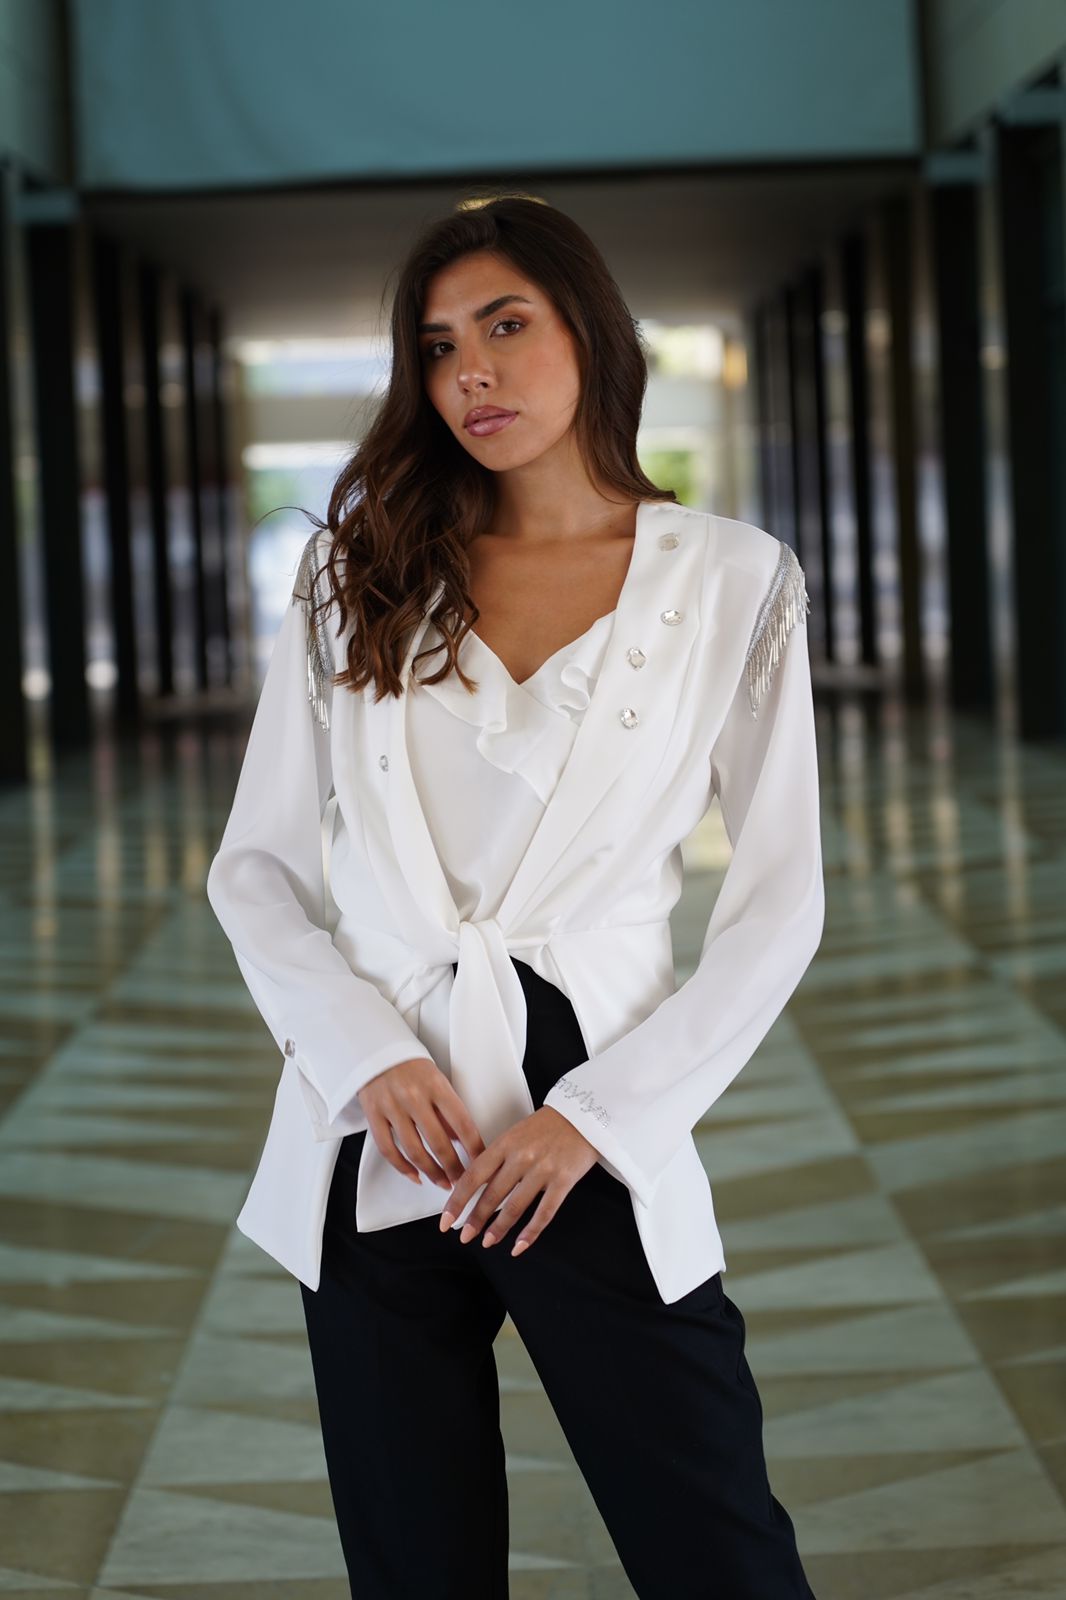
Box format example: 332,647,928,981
542,1077,660,1209
290,1036,432,1141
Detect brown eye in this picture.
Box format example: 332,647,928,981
423,318,523,361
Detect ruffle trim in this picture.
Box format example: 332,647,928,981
415,611,614,805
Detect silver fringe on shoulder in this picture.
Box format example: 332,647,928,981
291,532,335,731
743,540,810,719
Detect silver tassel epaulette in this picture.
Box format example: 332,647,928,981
743,540,810,719
291,532,335,731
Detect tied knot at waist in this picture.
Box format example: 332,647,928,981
391,916,542,1143
384,914,670,1149
390,915,545,1016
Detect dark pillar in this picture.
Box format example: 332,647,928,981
766,293,796,547
841,229,878,668
806,264,835,664
751,303,774,531
208,305,234,685
882,190,924,700
0,165,28,783
995,112,1066,739
929,173,994,712
138,260,175,699
25,215,89,748
91,231,139,724
784,281,804,562
179,286,209,692
786,266,833,658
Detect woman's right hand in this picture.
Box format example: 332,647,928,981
357,1057,486,1189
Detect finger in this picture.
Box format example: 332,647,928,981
434,1109,482,1189
366,1109,422,1182
478,1176,542,1248
433,1104,466,1152
440,1149,500,1232
458,1165,523,1242
418,1108,468,1185
392,1114,450,1185
438,1087,486,1160
504,1186,567,1256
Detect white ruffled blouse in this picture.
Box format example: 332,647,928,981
406,609,616,922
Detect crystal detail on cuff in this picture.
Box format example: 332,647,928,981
554,1073,612,1126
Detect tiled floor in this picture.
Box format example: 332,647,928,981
0,687,1064,1597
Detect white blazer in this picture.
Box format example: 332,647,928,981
206,499,825,1304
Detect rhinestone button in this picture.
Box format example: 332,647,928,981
379,754,389,771
619,706,639,728
658,532,680,550
661,608,683,626
284,1038,296,1057
626,646,647,669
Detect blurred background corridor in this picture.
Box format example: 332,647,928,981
1,1,1065,1594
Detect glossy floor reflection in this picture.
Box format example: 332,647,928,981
0,689,1064,1598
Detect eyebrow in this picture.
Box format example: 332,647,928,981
417,293,533,337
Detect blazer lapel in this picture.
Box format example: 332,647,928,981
496,500,711,928
376,499,713,941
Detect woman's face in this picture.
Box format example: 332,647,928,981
418,250,581,472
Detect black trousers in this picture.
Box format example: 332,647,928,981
300,957,817,1599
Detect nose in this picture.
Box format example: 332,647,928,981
456,348,495,393
459,368,493,394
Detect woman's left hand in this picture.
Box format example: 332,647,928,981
438,1106,598,1256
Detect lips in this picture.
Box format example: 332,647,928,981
464,408,517,437
464,405,513,425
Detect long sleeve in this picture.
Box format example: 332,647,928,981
205,535,430,1141
542,555,824,1208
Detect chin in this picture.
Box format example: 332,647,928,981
466,443,536,469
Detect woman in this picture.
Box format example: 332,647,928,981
207,193,823,1598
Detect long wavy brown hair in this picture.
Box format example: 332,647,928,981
293,191,677,701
